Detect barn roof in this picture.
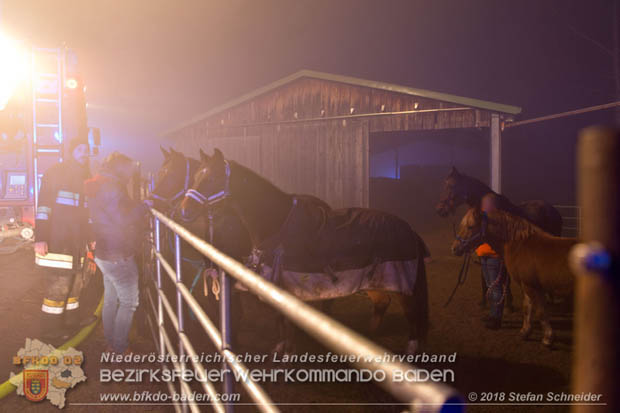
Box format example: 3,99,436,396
166,70,521,135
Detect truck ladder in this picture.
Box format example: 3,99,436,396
31,47,63,208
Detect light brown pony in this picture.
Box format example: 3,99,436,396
452,208,576,346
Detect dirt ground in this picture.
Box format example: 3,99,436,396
0,225,575,413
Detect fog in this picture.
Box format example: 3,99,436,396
1,0,615,203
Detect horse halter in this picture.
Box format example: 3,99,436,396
185,160,231,207
454,212,489,252
151,158,191,205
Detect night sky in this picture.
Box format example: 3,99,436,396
1,0,616,203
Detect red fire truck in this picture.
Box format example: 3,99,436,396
0,38,100,252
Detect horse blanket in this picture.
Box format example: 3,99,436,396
253,198,429,300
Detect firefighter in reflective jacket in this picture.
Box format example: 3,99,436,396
34,137,92,340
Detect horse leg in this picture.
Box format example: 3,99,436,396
395,294,425,355
273,315,296,355
505,273,514,313
396,254,429,355
519,290,534,340
532,290,553,347
367,290,391,333
272,315,286,354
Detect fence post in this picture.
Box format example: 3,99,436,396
220,268,233,413
155,218,165,357
571,126,620,413
174,233,188,413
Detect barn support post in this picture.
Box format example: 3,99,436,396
571,126,620,413
394,146,400,179
490,113,502,193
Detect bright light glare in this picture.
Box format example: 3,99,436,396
66,78,78,89
0,34,30,111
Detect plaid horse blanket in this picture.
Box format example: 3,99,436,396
254,198,429,300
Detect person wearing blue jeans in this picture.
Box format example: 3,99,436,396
95,256,139,352
477,194,507,329
85,152,149,353
480,254,506,329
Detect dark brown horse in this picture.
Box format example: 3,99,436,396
180,148,430,355
156,149,399,351
152,147,253,268
452,208,576,347
436,167,563,235
150,148,252,347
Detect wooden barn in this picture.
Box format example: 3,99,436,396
163,70,521,209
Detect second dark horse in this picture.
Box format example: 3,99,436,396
436,167,563,308
436,167,563,235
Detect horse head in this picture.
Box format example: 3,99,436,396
451,207,488,256
180,148,231,222
436,166,466,217
151,147,192,212
452,208,532,256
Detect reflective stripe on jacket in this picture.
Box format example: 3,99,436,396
34,160,91,269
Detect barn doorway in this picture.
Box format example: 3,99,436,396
369,128,488,233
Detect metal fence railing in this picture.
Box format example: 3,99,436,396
554,205,582,238
144,208,463,412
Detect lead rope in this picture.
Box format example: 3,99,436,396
443,253,472,307
444,216,473,307
205,211,221,300
486,260,508,305
169,201,207,321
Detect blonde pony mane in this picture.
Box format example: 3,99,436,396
489,209,543,242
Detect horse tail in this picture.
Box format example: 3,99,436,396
412,240,429,342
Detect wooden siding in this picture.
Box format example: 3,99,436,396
167,76,499,208
172,120,369,209
166,77,492,141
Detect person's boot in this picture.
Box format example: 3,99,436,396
40,313,70,345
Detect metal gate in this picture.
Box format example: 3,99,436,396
143,208,463,413
553,205,582,238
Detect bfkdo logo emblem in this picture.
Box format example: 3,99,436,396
23,369,48,402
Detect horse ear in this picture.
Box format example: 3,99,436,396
472,207,482,221
450,166,459,176
199,148,210,163
200,148,213,162
160,145,170,159
212,148,224,163
169,147,180,155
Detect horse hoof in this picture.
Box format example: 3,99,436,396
406,339,420,356
542,337,554,348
